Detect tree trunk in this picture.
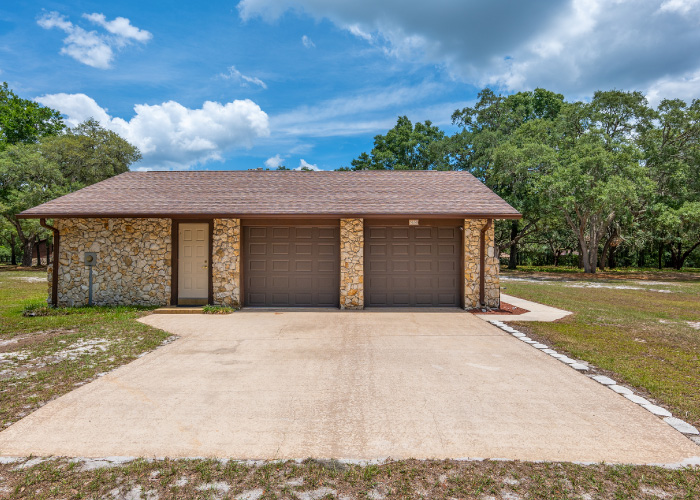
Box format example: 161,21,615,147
577,241,584,269
658,241,663,270
598,228,618,271
21,238,35,267
608,245,617,269
675,240,700,270
35,238,43,267
10,233,17,266
508,220,518,270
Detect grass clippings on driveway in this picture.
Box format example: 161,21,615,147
501,269,700,429
1,457,699,500
0,269,172,428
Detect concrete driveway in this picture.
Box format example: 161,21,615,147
0,310,697,464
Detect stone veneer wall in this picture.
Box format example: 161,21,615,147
340,218,364,309
212,218,241,307
50,218,171,307
463,218,500,309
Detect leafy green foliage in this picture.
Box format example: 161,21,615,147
0,82,64,148
350,116,450,170
348,86,700,271
0,84,142,265
41,118,141,188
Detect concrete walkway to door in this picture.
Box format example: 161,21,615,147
0,311,697,464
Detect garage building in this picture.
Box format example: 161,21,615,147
17,170,520,309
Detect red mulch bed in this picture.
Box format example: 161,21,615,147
469,302,529,315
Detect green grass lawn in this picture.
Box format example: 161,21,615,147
502,269,700,428
1,456,699,500
0,269,172,428
0,267,698,499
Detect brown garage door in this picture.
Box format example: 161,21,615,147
243,225,339,307
365,224,461,307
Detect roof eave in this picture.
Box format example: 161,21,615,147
17,211,522,220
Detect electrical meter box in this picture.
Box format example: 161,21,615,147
84,252,97,267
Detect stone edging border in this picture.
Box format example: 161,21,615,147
488,319,700,440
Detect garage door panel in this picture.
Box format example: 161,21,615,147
392,293,410,306
392,276,410,289
369,243,387,256
415,244,432,255
438,227,457,239
317,243,335,255
392,228,409,238
295,244,312,254
272,227,289,238
392,260,410,272
415,293,433,305
318,261,335,272
271,276,289,288
248,293,266,306
414,276,435,288
295,227,313,238
368,227,387,239
414,260,433,272
272,243,288,254
415,227,433,238
295,293,313,305
438,276,456,288
392,244,409,256
249,227,266,238
438,260,457,272
244,225,340,307
316,293,337,306
249,260,266,272
439,243,457,255
272,260,289,272
365,224,460,307
249,243,267,255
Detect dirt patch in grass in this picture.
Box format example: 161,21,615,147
0,457,697,500
470,302,529,315
0,329,75,353
503,266,700,282
0,271,174,427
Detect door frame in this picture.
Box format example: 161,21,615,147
171,219,214,306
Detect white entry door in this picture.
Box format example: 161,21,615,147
178,223,209,304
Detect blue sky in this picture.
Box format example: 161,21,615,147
2,0,699,171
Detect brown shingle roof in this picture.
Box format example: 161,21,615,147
18,170,520,219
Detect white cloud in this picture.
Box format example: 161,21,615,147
82,13,152,44
265,154,285,168
35,93,270,169
658,0,700,14
297,159,321,170
37,11,151,68
301,35,315,48
271,81,454,137
238,0,700,98
646,68,700,106
37,12,112,69
346,24,372,41
220,66,267,89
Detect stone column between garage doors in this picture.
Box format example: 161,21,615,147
463,218,500,309
212,218,241,308
340,218,364,309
